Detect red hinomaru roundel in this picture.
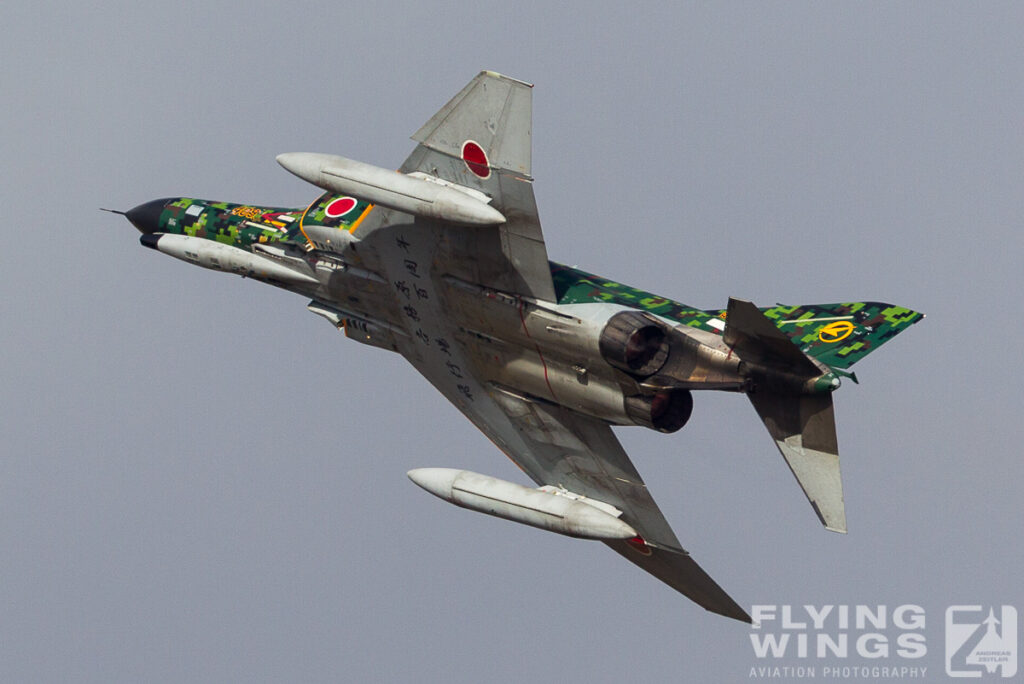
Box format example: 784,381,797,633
325,197,358,218
627,535,653,556
461,140,490,179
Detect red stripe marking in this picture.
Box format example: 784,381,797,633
517,297,557,401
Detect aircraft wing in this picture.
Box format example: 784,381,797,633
351,71,557,303
350,221,749,619
403,345,750,622
489,390,752,622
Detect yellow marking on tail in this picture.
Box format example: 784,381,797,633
818,321,856,343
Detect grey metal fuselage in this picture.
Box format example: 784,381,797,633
229,219,746,433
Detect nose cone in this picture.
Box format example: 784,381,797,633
126,198,173,234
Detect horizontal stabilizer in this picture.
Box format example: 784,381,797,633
748,391,846,532
724,298,821,376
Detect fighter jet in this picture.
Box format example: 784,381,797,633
117,71,922,622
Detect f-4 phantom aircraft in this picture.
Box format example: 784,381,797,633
118,72,922,622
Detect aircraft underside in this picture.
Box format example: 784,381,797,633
119,71,923,622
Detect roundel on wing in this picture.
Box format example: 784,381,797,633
325,197,358,218
461,140,491,179
626,535,653,556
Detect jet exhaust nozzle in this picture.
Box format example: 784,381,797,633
599,310,670,377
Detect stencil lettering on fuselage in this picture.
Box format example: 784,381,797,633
376,222,482,410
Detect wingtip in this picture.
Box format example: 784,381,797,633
709,604,753,623
480,70,533,88
812,500,848,535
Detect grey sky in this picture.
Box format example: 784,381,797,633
2,2,1021,681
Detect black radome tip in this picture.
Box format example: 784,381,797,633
125,198,174,234
139,233,161,250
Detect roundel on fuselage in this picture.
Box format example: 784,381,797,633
325,197,358,218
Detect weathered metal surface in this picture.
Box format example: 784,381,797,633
140,232,317,286
276,153,507,227
407,468,638,540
